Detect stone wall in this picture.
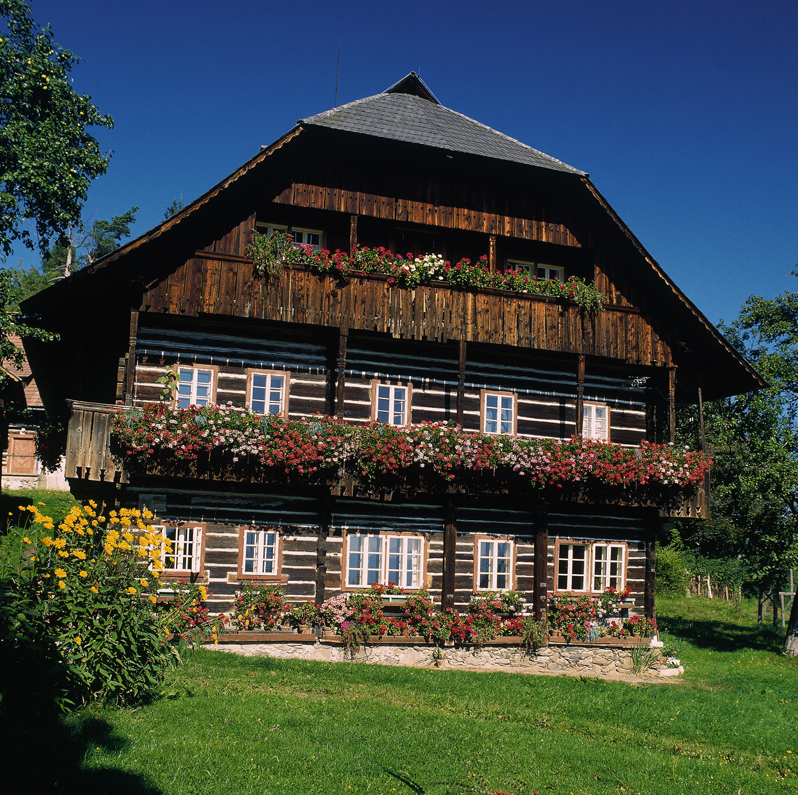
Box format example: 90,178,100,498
203,635,670,678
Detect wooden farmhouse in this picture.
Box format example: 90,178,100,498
23,73,763,621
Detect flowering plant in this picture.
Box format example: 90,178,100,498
113,407,712,495
548,592,601,641
246,232,605,312
286,601,323,628
159,579,226,645
0,502,183,710
625,614,658,637
598,585,631,616
231,582,286,630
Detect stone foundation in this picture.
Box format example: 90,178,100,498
203,634,673,678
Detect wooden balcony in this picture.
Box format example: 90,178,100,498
65,400,708,518
65,400,130,485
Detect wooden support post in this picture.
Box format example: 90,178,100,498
443,496,457,611
456,338,466,427
349,214,358,253
533,507,549,622
575,354,585,437
124,308,139,406
668,366,677,444
336,327,348,418
488,234,497,273
315,496,332,606
644,512,658,620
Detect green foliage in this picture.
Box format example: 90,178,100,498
655,543,691,596
0,502,182,711
164,197,185,219
630,638,662,675
0,268,58,381
230,582,286,630
246,231,606,311
0,0,113,256
677,273,798,650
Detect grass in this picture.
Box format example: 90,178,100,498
0,487,80,569
1,594,795,795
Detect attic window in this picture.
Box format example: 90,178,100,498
256,222,322,251
507,260,564,281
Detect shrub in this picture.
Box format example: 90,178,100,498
656,544,691,596
231,582,286,630
160,579,226,644
0,502,179,711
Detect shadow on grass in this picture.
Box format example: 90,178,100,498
658,615,785,654
0,684,161,795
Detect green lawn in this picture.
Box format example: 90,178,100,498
1,594,795,795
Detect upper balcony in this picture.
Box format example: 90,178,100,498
65,400,710,519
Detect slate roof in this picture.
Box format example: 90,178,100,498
301,74,585,175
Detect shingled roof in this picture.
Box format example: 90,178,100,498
301,72,585,175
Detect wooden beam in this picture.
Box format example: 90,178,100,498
644,511,658,619
349,214,358,253
668,366,677,444
533,506,549,622
124,308,139,406
575,354,585,437
443,496,457,611
315,496,332,605
335,327,348,418
456,338,466,427
488,234,497,273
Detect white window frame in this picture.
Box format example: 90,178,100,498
475,537,514,592
241,527,281,578
557,542,588,592
582,402,609,441
507,260,564,281
247,370,289,416
344,532,424,589
153,524,204,574
256,222,322,251
372,381,410,426
481,390,516,435
592,543,626,592
175,366,215,409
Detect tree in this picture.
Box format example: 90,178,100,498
2,206,139,308
42,205,138,277
679,273,798,654
0,0,113,256
164,197,185,220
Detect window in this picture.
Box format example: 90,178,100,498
290,228,322,250
582,403,609,441
557,543,587,591
481,390,515,435
153,524,204,574
344,532,424,589
593,543,625,591
256,222,322,251
176,366,215,408
557,541,628,592
372,381,410,426
475,537,514,591
507,260,564,281
238,527,281,579
247,370,288,416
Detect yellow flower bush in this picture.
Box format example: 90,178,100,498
0,502,215,711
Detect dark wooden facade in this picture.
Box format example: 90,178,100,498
25,76,763,619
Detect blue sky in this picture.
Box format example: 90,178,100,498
6,0,798,326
